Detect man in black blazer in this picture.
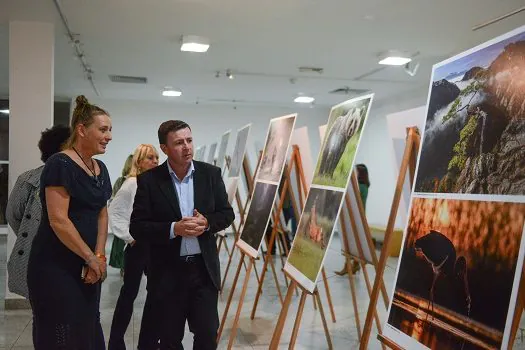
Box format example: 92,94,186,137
130,120,235,350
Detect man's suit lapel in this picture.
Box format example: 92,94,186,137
193,161,205,212
156,162,182,218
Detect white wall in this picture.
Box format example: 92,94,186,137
354,92,428,228
89,98,330,185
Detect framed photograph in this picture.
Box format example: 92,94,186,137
256,114,296,183
284,187,344,292
312,95,373,189
384,196,525,350
237,181,279,258
414,25,525,196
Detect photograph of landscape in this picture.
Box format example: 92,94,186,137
415,27,525,195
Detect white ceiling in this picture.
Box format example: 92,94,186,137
1,0,525,107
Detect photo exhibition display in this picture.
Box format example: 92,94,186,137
284,94,374,292
237,114,297,258
383,24,525,350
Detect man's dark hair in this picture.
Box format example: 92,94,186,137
158,120,191,144
38,124,71,162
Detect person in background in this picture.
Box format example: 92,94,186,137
108,144,159,350
6,125,70,298
27,95,112,349
109,154,134,277
335,163,370,276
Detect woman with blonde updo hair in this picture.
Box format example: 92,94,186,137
27,95,113,349
108,144,160,350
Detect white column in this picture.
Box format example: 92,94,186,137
6,21,54,306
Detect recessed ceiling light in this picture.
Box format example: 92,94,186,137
180,35,210,53
162,88,182,97
378,50,412,66
294,96,315,103
0,109,9,114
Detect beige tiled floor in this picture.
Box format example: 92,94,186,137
2,234,525,349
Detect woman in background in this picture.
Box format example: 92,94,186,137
6,125,70,298
335,163,370,276
109,154,133,276
27,95,112,349
108,144,159,350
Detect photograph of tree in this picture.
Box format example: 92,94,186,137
256,115,296,183
312,96,372,189
286,188,344,291
415,26,525,195
229,124,250,178
387,197,525,349
239,181,278,254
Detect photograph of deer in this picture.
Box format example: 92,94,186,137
285,187,343,292
256,114,296,183
313,95,373,189
385,197,525,350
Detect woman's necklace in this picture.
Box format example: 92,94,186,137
72,147,101,188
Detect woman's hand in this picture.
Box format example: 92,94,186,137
83,266,100,284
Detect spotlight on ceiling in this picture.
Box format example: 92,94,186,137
180,35,210,53
0,109,9,114
378,50,412,66
162,87,182,97
226,69,234,80
294,96,315,104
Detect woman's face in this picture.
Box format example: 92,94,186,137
82,114,112,155
139,149,159,171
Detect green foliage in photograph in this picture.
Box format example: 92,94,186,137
287,235,325,282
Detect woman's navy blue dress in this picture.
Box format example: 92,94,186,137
28,153,112,349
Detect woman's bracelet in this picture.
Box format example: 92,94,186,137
95,253,107,263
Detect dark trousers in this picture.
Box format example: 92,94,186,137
160,256,219,350
109,242,158,350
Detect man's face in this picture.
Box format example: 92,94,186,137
161,127,193,167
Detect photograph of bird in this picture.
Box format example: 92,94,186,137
414,230,471,321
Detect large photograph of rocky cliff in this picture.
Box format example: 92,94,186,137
415,27,525,195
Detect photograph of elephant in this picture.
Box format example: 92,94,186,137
387,197,525,350
414,26,525,195
312,95,373,189
285,188,343,292
238,181,278,257
228,124,251,178
256,115,296,183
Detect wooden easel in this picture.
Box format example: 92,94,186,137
360,126,420,349
220,152,263,292
269,274,333,349
250,145,337,324
335,174,388,350
217,181,290,348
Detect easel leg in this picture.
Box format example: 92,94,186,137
289,290,308,350
510,269,525,348
227,258,254,350
314,290,333,350
221,242,236,292
347,256,362,339
250,226,284,320
269,281,296,350
223,236,232,257
217,253,245,343
321,268,337,323
217,236,224,253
